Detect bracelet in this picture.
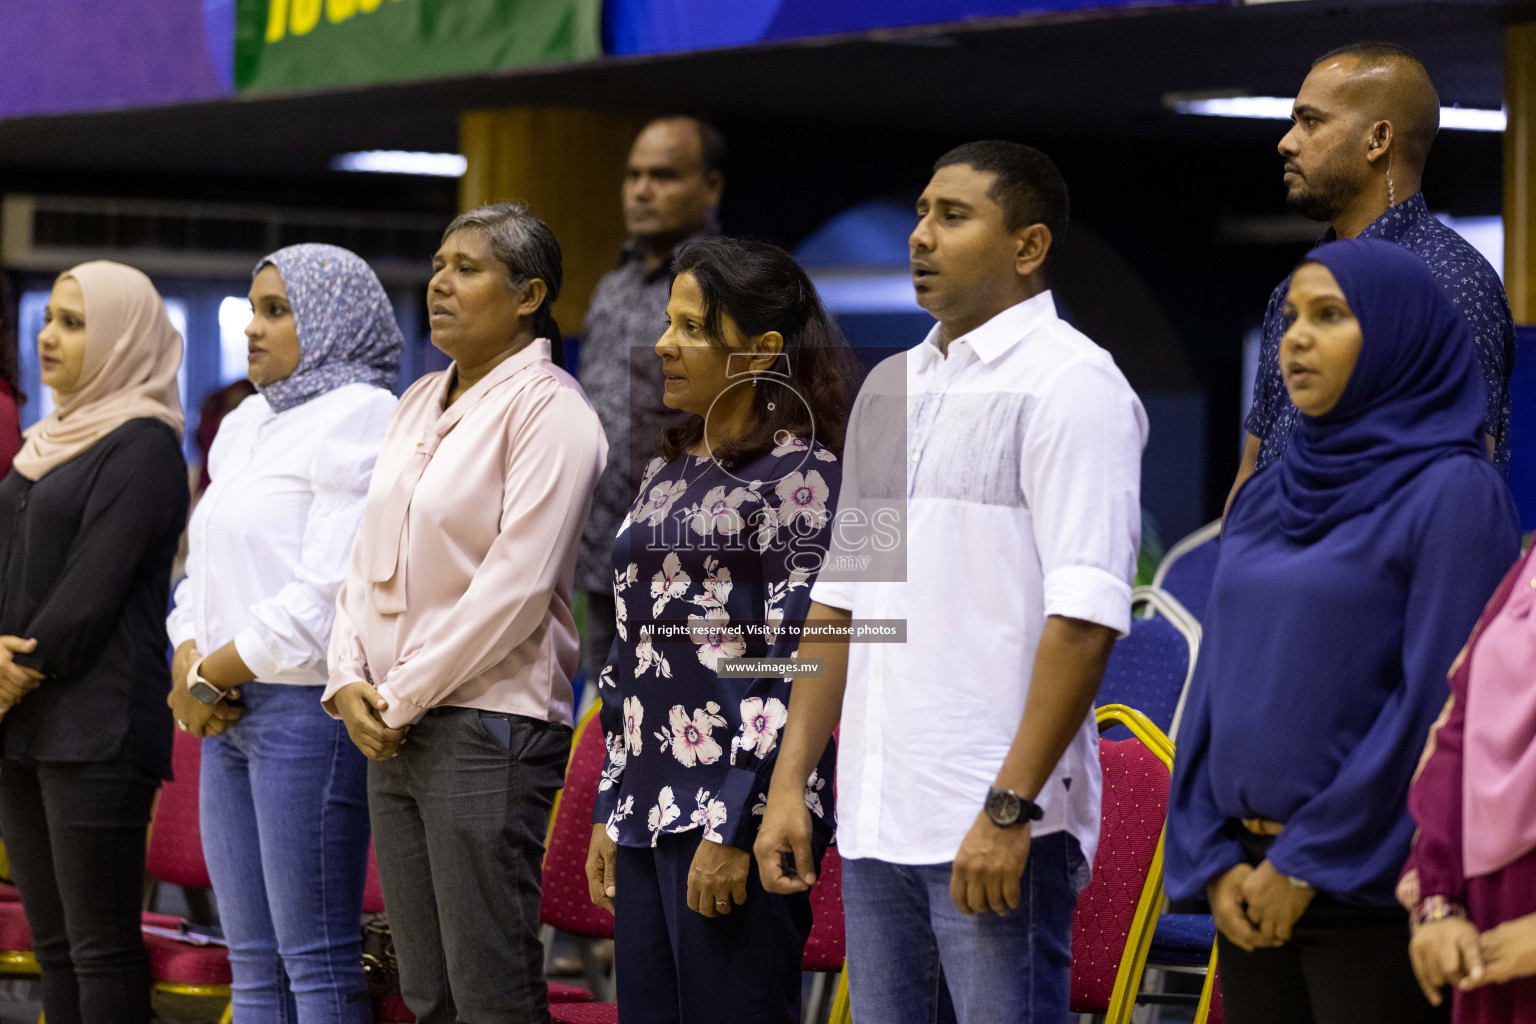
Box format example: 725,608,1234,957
1412,895,1467,927
1286,875,1311,890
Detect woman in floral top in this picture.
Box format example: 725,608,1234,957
586,237,852,1023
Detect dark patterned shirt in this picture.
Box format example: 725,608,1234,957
574,239,698,595
1246,193,1514,472
591,439,841,850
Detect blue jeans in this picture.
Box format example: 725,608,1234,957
841,832,1084,1024
199,683,371,1024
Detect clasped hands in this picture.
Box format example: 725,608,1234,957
1411,912,1536,1005
166,641,243,737
1209,860,1316,951
585,824,749,917
0,635,44,717
328,681,409,760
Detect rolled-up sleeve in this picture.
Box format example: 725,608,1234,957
1022,357,1146,637
234,398,393,681
374,384,608,728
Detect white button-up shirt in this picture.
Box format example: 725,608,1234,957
810,291,1146,867
168,383,397,685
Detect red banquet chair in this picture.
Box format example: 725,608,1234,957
1069,703,1175,1024
144,729,234,1023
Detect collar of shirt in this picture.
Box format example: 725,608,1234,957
1320,191,1429,246
912,290,1058,373
431,337,554,419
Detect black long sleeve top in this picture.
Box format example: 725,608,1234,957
0,418,188,779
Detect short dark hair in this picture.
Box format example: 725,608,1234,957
659,237,854,467
933,141,1069,272
652,115,729,176
1313,40,1423,68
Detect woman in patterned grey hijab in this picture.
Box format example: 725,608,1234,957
254,243,402,412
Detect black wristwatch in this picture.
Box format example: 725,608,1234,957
984,787,1044,828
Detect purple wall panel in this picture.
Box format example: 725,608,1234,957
0,0,230,120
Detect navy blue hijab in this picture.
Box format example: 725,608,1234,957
1276,238,1488,543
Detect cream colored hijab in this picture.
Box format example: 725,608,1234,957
13,262,185,481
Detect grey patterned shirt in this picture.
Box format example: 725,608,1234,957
1247,193,1514,473
574,239,695,594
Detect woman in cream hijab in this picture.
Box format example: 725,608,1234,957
0,261,188,1024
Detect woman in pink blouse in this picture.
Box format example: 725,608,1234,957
323,203,607,1024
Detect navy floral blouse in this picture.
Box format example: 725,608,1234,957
593,436,840,851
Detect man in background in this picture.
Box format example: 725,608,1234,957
1229,41,1513,509
575,116,726,701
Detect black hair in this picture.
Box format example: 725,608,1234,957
658,236,854,468
933,140,1070,273
442,202,565,364
1313,40,1424,68
0,274,23,405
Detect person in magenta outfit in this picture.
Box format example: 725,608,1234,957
0,275,24,475
1402,541,1536,1021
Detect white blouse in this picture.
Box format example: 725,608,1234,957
167,383,397,685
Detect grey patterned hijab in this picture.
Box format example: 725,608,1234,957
254,244,402,414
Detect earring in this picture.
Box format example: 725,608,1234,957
751,373,759,388
1387,174,1396,207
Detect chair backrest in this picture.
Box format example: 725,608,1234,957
1070,705,1171,1018
146,730,213,890
1098,589,1199,740
802,845,845,973
539,704,615,939
1153,519,1222,623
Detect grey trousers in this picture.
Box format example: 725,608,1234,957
368,707,572,1024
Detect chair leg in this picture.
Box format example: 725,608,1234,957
540,923,557,974
1195,944,1220,1024
220,1001,233,1024
578,938,611,1002
805,971,828,1022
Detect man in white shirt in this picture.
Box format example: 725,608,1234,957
755,141,1146,1023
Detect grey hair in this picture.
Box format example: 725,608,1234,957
442,202,564,348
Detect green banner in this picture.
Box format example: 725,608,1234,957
235,0,600,93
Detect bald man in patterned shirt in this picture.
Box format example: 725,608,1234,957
1229,41,1513,511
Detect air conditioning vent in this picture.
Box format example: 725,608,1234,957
2,193,442,283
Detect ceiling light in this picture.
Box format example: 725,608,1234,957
331,151,468,177
1164,93,1506,132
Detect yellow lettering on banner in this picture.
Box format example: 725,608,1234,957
264,0,289,41
358,0,382,10
326,0,356,22
290,0,321,35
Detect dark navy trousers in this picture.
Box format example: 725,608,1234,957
613,828,814,1024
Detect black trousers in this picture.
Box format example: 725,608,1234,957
368,708,570,1024
1217,828,1448,1024
614,828,814,1024
0,757,159,1024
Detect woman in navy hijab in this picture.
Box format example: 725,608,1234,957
1165,238,1520,1024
